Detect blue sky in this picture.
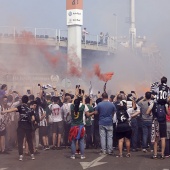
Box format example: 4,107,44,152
1,0,170,36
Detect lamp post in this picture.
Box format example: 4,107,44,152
113,13,117,50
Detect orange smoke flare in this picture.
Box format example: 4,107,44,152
94,64,114,82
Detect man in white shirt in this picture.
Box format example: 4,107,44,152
51,97,63,150
61,95,72,147
82,28,88,43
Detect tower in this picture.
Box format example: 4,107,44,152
129,0,136,49
66,0,83,73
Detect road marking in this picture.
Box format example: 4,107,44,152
80,155,107,169
0,168,8,170
163,169,169,170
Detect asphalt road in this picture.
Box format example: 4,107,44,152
0,148,170,170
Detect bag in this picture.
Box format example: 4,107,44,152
116,110,131,132
155,104,166,123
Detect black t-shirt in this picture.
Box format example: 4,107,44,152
157,84,169,105
17,104,34,129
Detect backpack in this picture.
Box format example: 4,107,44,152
116,110,131,132
154,104,166,123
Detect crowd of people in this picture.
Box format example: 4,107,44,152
0,76,170,161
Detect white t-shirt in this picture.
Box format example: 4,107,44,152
61,103,72,123
127,106,140,118
79,103,89,125
51,104,62,122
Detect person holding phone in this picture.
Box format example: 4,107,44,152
69,89,94,159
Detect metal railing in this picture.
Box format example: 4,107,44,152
0,26,116,51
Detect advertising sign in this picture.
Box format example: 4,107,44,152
67,9,83,26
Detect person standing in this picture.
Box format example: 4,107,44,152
1,95,35,161
61,95,72,147
138,92,153,152
113,99,132,157
99,32,104,45
51,97,63,150
147,76,170,159
82,28,88,43
95,93,116,155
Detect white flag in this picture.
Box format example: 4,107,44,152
89,81,93,97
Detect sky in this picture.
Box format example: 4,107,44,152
0,0,170,92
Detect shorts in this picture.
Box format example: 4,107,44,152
159,122,167,138
52,121,63,134
116,130,132,140
0,130,6,136
39,126,48,137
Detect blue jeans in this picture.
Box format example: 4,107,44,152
99,125,113,153
71,138,84,156
142,121,152,149
131,118,138,149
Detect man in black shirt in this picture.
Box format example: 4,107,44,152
2,95,35,161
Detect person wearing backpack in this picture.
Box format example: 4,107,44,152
147,99,169,159
113,98,140,157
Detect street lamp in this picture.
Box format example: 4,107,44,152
113,13,117,49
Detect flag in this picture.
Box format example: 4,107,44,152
103,82,107,93
89,81,93,98
150,82,159,92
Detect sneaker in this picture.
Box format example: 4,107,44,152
126,153,131,158
46,146,50,150
100,151,106,156
31,154,35,160
165,155,170,158
81,155,86,159
142,149,147,153
70,155,75,159
160,155,165,160
43,146,47,151
116,154,123,158
151,155,157,159
19,155,23,161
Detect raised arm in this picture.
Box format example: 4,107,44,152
1,108,18,114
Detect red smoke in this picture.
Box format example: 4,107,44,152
67,46,82,77
94,64,114,82
15,31,62,67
